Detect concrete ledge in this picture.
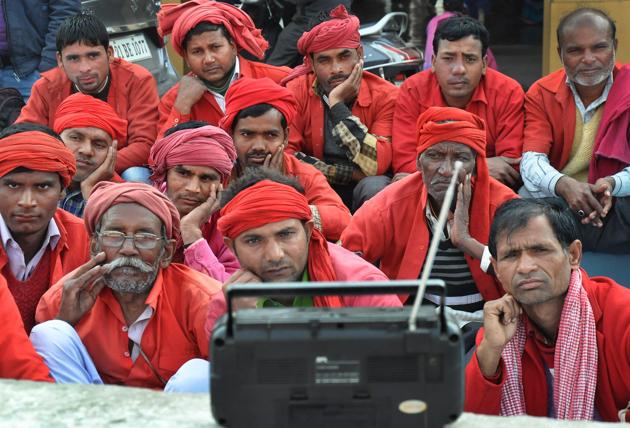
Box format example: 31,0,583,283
0,380,618,427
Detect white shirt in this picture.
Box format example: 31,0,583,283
126,305,154,363
210,57,240,113
0,215,60,280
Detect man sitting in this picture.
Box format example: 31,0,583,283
521,8,630,226
0,275,52,382
54,93,127,218
149,122,239,282
0,126,90,333
465,198,630,422
157,0,290,137
284,6,398,211
33,182,223,392
220,77,351,241
17,12,160,181
206,168,401,334
393,16,524,187
341,107,516,347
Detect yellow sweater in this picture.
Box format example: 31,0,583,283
560,106,604,182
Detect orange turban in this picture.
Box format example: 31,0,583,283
149,125,236,184
282,5,361,85
218,180,342,307
157,0,268,59
220,77,298,132
84,181,181,241
0,131,76,187
53,93,128,142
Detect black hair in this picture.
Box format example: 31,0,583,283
433,16,489,57
488,198,580,258
231,104,287,131
182,22,233,52
163,120,210,137
56,12,109,53
221,167,305,208
0,122,61,140
556,8,616,46
443,0,465,13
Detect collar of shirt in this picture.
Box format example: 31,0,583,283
127,305,155,362
566,72,613,123
210,56,240,113
0,214,61,280
425,203,451,241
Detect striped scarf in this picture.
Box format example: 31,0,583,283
500,269,598,419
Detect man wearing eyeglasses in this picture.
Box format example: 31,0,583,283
32,181,223,392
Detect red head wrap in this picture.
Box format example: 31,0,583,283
84,181,181,241
416,106,492,247
0,131,76,188
53,93,128,142
157,0,268,59
149,125,236,184
218,180,342,307
220,77,298,132
281,5,361,85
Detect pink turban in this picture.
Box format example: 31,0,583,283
148,125,236,184
282,5,361,85
84,181,181,241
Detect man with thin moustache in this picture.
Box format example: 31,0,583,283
521,8,630,228
33,182,223,392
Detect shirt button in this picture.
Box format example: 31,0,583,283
124,351,130,357
122,326,128,332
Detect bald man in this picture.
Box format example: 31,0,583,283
521,8,630,228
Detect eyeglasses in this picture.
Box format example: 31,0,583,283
97,231,164,250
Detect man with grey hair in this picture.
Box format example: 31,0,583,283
521,8,630,229
31,181,222,392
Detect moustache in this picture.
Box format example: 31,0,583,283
328,74,349,85
102,257,154,275
75,156,94,166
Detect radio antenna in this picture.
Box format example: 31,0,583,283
408,161,463,331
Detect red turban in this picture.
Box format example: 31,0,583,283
149,125,236,184
219,77,298,132
84,181,181,241
0,131,76,187
218,180,342,307
282,5,361,85
157,0,268,59
53,93,128,142
415,106,492,253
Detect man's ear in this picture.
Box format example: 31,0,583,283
481,54,488,76
159,239,177,268
356,45,364,61
283,127,290,145
89,236,100,257
56,51,64,69
416,153,423,172
303,220,314,240
567,239,582,269
224,237,236,255
106,45,114,63
431,53,436,72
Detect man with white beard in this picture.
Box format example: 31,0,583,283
520,8,630,228
31,182,222,392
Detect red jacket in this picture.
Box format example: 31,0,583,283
158,56,290,137
392,68,524,173
523,65,622,170
286,71,398,176
465,270,630,422
284,154,351,241
341,172,516,302
17,58,160,173
0,275,52,382
1,209,90,292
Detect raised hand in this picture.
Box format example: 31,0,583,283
173,75,207,115
222,269,262,311
56,252,108,326
263,143,285,172
81,140,118,200
486,156,521,187
180,183,223,245
328,60,363,107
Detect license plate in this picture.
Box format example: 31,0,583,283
110,33,152,62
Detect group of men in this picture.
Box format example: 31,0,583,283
0,0,629,423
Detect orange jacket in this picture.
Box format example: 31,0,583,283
0,208,90,291
0,275,52,382
465,270,630,422
393,68,524,173
523,65,622,170
284,153,351,241
36,263,223,389
158,56,291,137
341,172,516,302
286,71,397,175
17,58,160,173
